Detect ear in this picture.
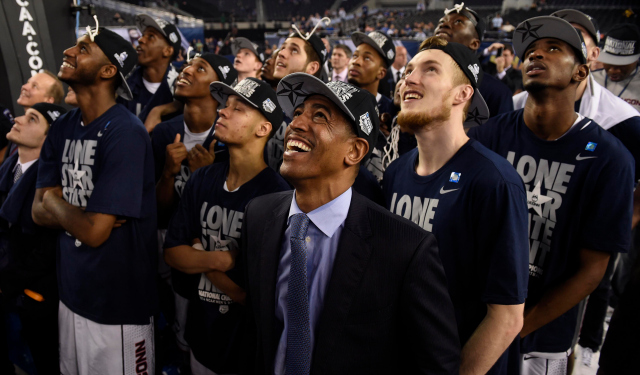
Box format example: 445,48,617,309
344,137,369,167
468,38,481,52
305,61,320,75
589,46,600,63
44,96,55,104
253,60,263,73
377,66,387,81
100,64,118,80
573,63,589,83
163,46,175,59
255,120,272,138
452,84,474,106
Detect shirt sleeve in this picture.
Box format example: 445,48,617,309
475,178,530,305
84,126,147,218
164,169,201,249
36,121,61,189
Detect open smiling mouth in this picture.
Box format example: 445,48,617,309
286,140,311,152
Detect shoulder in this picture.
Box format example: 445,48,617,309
470,109,522,138
246,191,293,214
106,105,148,136
153,115,184,138
585,119,634,162
481,74,512,97
385,148,416,175
465,140,525,192
258,167,291,191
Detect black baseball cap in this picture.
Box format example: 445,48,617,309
210,77,283,130
276,73,380,158
551,9,600,44
288,32,329,64
31,103,67,125
195,53,238,86
91,27,138,100
417,41,489,128
351,31,396,67
231,37,265,63
513,16,588,64
135,14,181,58
444,4,486,41
597,24,640,65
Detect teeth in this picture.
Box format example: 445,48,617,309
404,93,423,100
62,62,75,69
276,62,285,67
286,140,311,152
178,78,190,85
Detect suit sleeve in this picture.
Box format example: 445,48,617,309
401,233,461,374
240,198,259,374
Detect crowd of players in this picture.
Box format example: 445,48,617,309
0,3,640,375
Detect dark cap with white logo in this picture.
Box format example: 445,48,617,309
276,73,379,158
135,14,182,59
351,31,396,67
231,37,265,63
195,53,238,86
289,32,329,64
92,27,138,100
597,24,640,66
513,16,588,64
551,9,600,44
417,40,489,128
210,77,283,131
31,103,67,125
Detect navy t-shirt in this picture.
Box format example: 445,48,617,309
479,74,514,118
36,105,158,325
468,109,634,353
164,162,290,372
266,114,290,172
117,65,178,123
383,140,529,366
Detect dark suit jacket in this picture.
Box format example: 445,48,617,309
378,69,395,99
242,191,460,374
499,67,523,94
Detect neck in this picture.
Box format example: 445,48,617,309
333,66,347,75
17,146,40,165
413,116,468,176
183,98,218,133
360,80,380,97
225,141,268,191
524,88,578,140
74,84,117,125
292,172,354,213
237,71,256,82
576,74,588,101
392,64,403,71
142,60,169,83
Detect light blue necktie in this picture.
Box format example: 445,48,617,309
286,213,311,375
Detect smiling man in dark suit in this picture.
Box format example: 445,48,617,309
241,73,460,375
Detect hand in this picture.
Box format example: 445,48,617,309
164,134,188,177
495,56,506,73
41,186,63,212
487,42,505,53
113,218,127,228
187,141,215,172
213,248,238,272
144,106,164,133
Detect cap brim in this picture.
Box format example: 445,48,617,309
464,89,490,129
135,14,167,38
231,39,261,61
209,81,259,109
351,32,388,64
276,73,355,121
117,71,133,101
597,51,640,66
514,16,585,63
551,9,598,42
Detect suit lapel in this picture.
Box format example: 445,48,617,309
313,193,373,360
258,193,292,369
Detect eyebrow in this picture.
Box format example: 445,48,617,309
407,59,442,70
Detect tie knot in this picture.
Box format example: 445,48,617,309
290,213,310,240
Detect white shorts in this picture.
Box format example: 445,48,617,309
59,301,155,375
521,351,570,375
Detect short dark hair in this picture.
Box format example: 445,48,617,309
333,44,352,58
302,40,323,78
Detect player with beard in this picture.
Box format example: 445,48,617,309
434,3,513,118
118,14,181,123
232,37,264,83
164,78,289,374
31,23,158,374
468,16,634,374
383,37,529,375
267,22,328,172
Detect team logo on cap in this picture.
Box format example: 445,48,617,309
468,64,480,83
581,42,588,59
277,81,306,104
47,110,61,122
368,32,389,50
114,52,128,68
387,49,395,60
156,18,169,28
327,81,359,102
466,106,487,126
263,98,276,113
359,112,373,136
218,66,231,80
516,21,543,42
604,37,636,56
235,79,259,98
169,32,178,44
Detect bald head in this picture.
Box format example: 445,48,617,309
392,45,408,70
